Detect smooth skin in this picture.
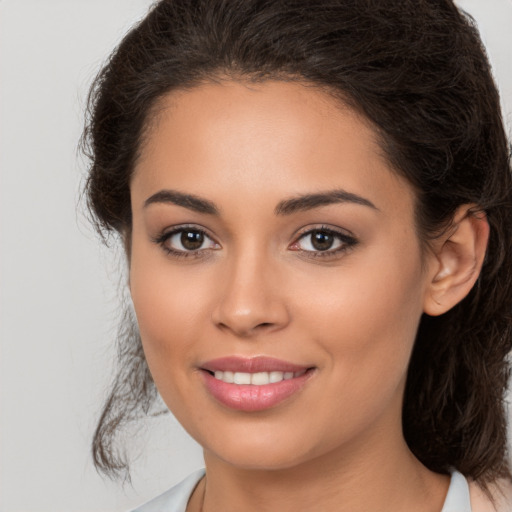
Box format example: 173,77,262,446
129,81,489,512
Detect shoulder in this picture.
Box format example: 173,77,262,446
130,469,206,512
468,478,512,512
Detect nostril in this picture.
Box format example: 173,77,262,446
211,297,290,337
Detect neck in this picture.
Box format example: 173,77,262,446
196,422,449,512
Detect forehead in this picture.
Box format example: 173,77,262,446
132,80,414,217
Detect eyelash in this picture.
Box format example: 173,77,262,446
291,226,358,259
153,225,358,260
152,225,217,260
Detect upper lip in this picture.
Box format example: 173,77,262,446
200,356,312,373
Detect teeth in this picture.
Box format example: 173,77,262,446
215,370,234,382
269,371,284,383
233,372,251,384
251,372,270,385
212,370,306,385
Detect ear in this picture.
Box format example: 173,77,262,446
423,205,489,316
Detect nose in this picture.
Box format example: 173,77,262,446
211,248,290,338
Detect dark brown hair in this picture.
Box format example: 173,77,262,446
82,0,512,489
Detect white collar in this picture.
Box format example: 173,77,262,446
441,471,472,512
132,468,471,512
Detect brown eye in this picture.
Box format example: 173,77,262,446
160,227,219,254
290,227,358,257
181,230,204,250
299,229,339,251
310,230,335,251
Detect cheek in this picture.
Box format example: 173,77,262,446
297,241,426,395
128,243,209,386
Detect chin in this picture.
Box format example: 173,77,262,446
196,421,331,472
209,443,312,472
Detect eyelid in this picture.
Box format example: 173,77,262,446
289,225,358,257
152,223,215,242
152,223,357,260
291,224,356,242
152,224,221,258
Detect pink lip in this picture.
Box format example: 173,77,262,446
201,356,309,373
199,356,315,412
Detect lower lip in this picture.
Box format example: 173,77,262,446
201,370,314,412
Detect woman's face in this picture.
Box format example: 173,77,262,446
129,81,436,470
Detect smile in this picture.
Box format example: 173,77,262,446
200,357,315,411
212,369,308,385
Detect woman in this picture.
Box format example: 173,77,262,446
82,0,512,510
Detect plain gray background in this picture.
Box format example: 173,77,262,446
0,1,511,510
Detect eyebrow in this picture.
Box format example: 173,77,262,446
143,188,377,216
144,190,219,215
274,189,378,215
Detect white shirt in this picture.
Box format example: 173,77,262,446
131,469,473,512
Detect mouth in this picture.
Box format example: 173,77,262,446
205,368,309,385
199,356,316,412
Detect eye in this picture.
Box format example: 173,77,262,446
155,226,220,257
297,230,341,251
169,229,210,251
290,227,357,257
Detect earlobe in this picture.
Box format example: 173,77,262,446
423,205,489,317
